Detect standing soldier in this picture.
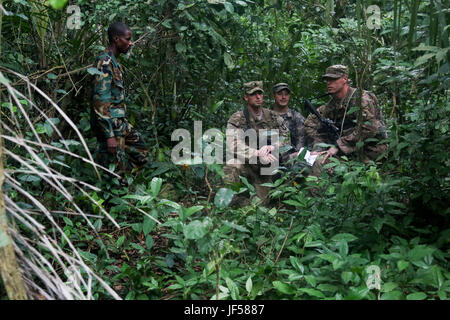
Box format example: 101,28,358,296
304,64,388,175
272,83,306,158
224,81,289,204
91,22,148,184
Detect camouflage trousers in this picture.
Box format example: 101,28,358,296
95,117,149,175
224,163,273,205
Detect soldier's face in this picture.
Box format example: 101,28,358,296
274,89,290,107
115,29,133,54
244,91,264,108
326,76,348,94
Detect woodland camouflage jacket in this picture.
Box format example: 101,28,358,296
226,107,289,165
92,51,126,139
304,87,388,161
276,107,306,152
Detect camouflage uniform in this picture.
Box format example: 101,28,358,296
272,83,306,159
277,108,306,153
224,81,289,203
304,65,388,175
92,51,148,174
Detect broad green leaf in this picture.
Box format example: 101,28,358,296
185,205,204,218
305,240,323,248
268,207,277,216
273,281,295,295
317,284,339,293
414,53,436,67
159,199,181,210
18,174,41,183
408,245,435,262
123,194,154,204
435,48,449,64
298,288,325,299
381,282,398,293
175,41,186,53
341,271,353,284
131,243,145,252
205,261,216,275
223,52,234,70
222,220,249,233
246,277,253,294
406,292,427,300
210,292,229,300
150,177,163,197
214,188,235,208
305,275,317,287
0,74,10,85
162,20,172,29
412,44,440,52
78,249,97,263
381,290,403,300
183,220,210,240
62,216,73,227
59,139,80,146
44,118,59,136
210,100,224,113
224,2,234,13
116,235,125,247
290,256,304,274
239,176,255,192
398,260,409,272
373,217,385,233
283,200,302,207
225,277,239,299
143,216,156,235
318,253,339,263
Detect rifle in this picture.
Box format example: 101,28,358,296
304,95,340,145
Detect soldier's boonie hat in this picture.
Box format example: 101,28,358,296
273,83,291,93
244,81,264,94
322,65,349,79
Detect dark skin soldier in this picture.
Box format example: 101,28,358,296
91,22,148,183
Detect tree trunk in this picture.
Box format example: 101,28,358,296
0,131,28,300
0,1,28,298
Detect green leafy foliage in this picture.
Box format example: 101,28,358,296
1,0,448,300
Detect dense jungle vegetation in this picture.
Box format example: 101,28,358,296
0,0,449,300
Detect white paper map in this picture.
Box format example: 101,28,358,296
296,148,318,166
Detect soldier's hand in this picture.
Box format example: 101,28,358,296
256,145,275,157
106,137,118,154
260,153,277,164
320,147,338,164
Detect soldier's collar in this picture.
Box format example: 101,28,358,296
284,108,294,118
272,104,292,117
105,50,119,66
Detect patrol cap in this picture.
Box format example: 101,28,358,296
322,65,349,79
244,81,264,94
273,83,291,93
